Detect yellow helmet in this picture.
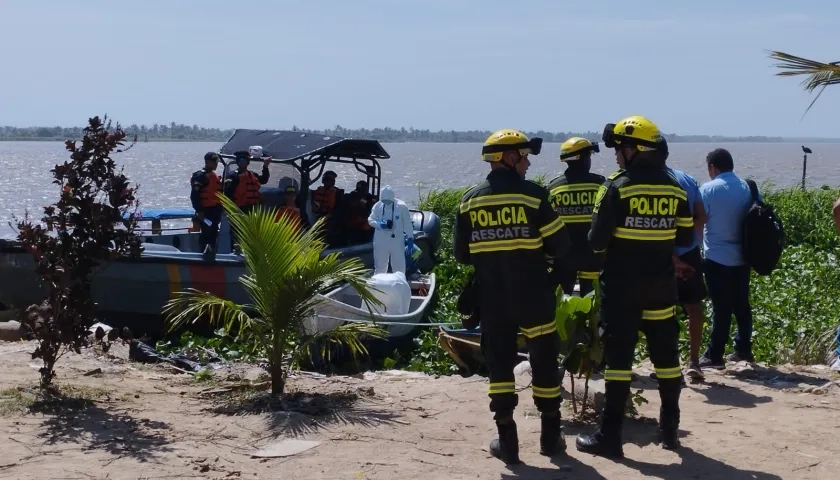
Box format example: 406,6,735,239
560,137,600,162
602,115,667,153
481,129,543,162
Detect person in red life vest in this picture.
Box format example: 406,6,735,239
224,146,271,250
274,184,307,232
190,152,223,254
343,180,375,244
311,170,343,220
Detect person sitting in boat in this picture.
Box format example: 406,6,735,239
368,185,413,274
310,170,343,220
343,180,375,244
274,184,306,232
224,147,271,250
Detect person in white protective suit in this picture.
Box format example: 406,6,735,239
368,185,414,274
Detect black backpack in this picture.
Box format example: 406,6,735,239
742,179,785,275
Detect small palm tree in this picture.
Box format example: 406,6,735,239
768,51,840,116
163,194,386,395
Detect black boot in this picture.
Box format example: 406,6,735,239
539,411,566,456
576,381,628,459
575,430,624,458
658,377,682,450
489,417,521,465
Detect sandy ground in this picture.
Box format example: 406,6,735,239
1,340,839,480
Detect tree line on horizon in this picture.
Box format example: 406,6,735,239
0,123,789,143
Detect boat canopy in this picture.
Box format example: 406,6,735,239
218,129,390,197
219,129,390,162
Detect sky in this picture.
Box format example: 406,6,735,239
1,0,839,137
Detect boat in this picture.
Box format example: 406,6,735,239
304,273,436,339
0,130,442,339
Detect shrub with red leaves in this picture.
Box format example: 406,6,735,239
15,116,143,387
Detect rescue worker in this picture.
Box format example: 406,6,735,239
190,152,223,254
344,180,375,244
546,137,606,296
274,184,306,232
311,170,343,219
453,129,570,464
223,147,271,250
368,185,413,274
575,116,694,458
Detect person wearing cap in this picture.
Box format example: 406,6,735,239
190,152,223,253
311,170,343,219
274,184,305,232
224,146,271,249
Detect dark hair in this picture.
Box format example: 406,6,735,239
706,148,734,172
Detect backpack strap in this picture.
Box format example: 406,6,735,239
745,179,759,203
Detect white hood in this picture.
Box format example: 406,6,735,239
380,185,395,202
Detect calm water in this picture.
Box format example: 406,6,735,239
1,141,838,235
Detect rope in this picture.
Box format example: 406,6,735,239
313,314,460,327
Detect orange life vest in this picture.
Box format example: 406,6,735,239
312,186,337,215
274,206,303,231
233,171,261,206
199,171,222,207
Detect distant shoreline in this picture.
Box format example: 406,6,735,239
2,123,839,143
3,137,840,144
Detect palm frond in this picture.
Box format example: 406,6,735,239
162,289,261,338
295,322,388,368
768,50,840,117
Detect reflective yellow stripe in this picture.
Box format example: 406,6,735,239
459,193,540,213
675,216,693,228
579,271,599,280
539,216,566,237
614,227,676,241
559,214,592,223
469,237,543,254
166,263,181,298
593,248,606,253
618,184,687,201
520,322,557,339
532,385,562,399
604,369,632,382
655,367,682,379
488,382,516,395
642,306,676,321
549,183,602,195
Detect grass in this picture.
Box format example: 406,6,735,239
416,180,840,369
0,383,110,417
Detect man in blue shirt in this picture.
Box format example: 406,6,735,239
698,148,760,368
667,167,707,380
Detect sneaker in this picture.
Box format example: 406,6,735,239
727,352,755,363
684,361,704,380
698,355,724,370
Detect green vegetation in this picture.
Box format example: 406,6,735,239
416,181,840,369
162,194,386,395
0,123,792,143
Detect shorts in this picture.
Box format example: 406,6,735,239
677,246,707,305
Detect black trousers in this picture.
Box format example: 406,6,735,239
198,206,222,252
554,266,598,297
600,298,681,436
480,309,562,421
